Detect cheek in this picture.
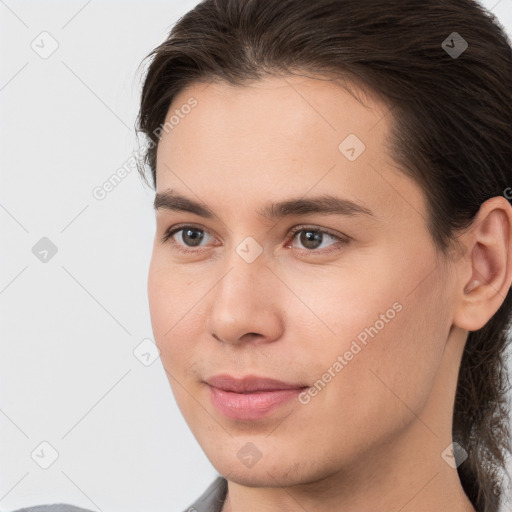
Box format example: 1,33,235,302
312,261,450,440
281,255,403,354
147,255,219,397
147,258,196,364
147,272,202,421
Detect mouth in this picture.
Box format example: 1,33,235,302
205,374,308,421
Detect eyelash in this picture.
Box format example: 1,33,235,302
160,224,349,257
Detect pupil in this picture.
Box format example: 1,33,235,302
184,228,204,246
300,230,322,249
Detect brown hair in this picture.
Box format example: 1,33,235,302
137,1,512,510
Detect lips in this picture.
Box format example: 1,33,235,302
205,374,308,421
205,374,307,393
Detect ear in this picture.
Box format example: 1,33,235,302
453,196,512,332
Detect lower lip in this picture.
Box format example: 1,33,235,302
208,385,305,421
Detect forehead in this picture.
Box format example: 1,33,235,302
155,75,427,229
160,74,389,161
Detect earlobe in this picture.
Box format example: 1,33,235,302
454,197,512,332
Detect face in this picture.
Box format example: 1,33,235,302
148,75,458,487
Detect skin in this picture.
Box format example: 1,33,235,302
147,74,512,512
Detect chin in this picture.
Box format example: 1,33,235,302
207,446,318,488
218,465,304,488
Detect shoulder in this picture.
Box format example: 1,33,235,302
182,475,228,512
8,478,228,512
9,505,95,512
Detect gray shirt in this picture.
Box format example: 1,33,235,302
9,476,228,512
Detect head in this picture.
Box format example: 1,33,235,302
137,1,512,511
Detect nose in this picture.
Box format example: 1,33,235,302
205,252,284,346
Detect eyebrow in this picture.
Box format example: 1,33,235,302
153,190,375,220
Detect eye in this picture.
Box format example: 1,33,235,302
161,224,349,256
161,225,217,253
285,225,348,255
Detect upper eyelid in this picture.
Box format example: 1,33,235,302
162,223,218,242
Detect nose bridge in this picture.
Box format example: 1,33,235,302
218,232,269,298
206,243,282,344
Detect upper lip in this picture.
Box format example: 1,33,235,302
206,374,307,393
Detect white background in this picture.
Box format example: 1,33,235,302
0,1,511,511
